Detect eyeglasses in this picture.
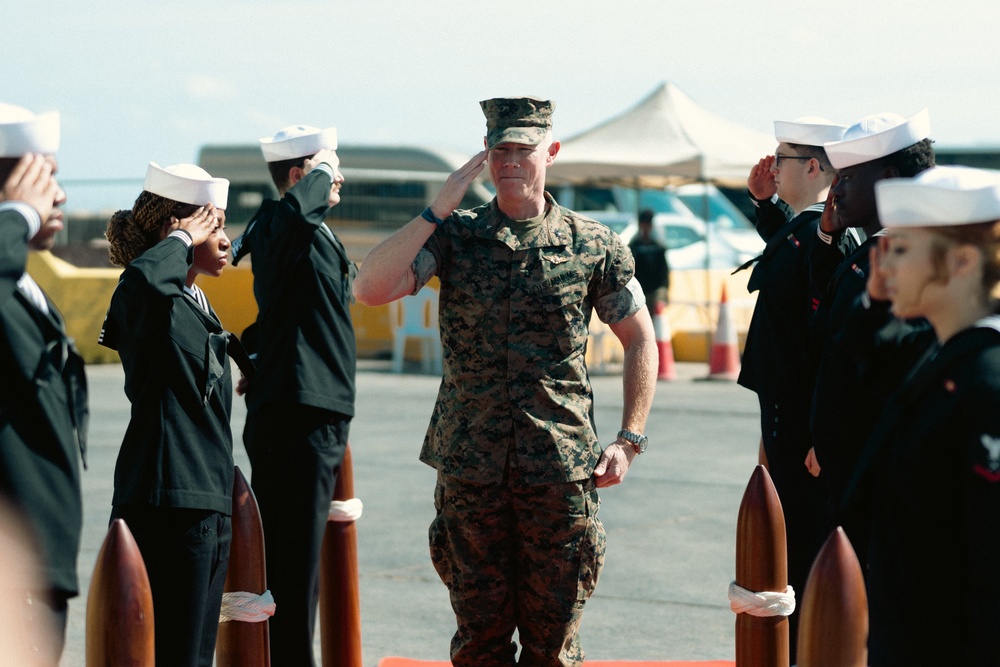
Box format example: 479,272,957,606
773,154,813,167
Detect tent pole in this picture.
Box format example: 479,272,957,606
634,177,641,218
701,177,713,360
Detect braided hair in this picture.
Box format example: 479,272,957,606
105,191,181,267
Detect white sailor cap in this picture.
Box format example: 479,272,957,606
259,125,338,162
824,109,931,170
875,166,1000,228
773,116,847,147
0,103,60,157
143,162,229,209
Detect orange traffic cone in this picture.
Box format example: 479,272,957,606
707,284,741,381
653,301,677,381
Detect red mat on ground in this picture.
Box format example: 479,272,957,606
378,659,735,667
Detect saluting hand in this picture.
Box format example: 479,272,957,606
163,203,219,247
867,239,891,302
1,154,61,222
304,148,340,176
819,176,846,234
747,156,776,201
426,149,488,220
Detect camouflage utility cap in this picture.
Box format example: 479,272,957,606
481,97,555,149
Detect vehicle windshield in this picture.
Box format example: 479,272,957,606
673,186,752,231
616,188,695,217
663,223,703,249
567,186,696,218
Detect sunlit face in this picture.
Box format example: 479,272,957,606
326,151,345,207
878,227,951,319
829,160,883,230
771,142,812,203
191,209,230,279
27,155,67,251
486,139,558,206
328,168,344,207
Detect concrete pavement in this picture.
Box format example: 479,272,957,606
60,360,760,666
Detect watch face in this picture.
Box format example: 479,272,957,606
618,430,647,453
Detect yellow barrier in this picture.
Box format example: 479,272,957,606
26,251,757,365
196,264,258,341
26,252,121,364
26,252,403,363
665,269,755,362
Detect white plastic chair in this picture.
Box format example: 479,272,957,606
388,291,443,374
587,313,611,375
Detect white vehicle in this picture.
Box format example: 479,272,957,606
671,182,764,260
586,210,754,271
551,184,762,270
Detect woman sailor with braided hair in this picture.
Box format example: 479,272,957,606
842,166,1000,666
100,162,250,667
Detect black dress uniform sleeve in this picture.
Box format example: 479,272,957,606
0,208,86,596
0,208,32,285
261,167,333,268
751,193,794,242
100,235,193,351
285,165,336,227
235,167,335,298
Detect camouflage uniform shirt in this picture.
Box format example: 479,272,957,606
412,193,642,486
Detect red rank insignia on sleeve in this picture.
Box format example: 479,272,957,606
974,434,1000,482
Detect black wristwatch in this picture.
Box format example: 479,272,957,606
617,429,648,455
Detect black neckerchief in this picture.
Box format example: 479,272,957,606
732,206,820,280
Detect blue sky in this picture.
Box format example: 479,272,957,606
5,0,999,183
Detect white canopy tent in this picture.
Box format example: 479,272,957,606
545,82,775,359
547,81,775,188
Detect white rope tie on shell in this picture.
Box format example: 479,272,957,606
728,581,796,617
219,590,276,623
329,498,364,522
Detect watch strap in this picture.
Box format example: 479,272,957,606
617,429,647,454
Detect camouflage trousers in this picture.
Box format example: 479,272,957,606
429,470,606,667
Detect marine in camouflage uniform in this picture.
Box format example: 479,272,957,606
354,97,659,667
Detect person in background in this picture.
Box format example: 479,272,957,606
353,96,658,667
629,208,670,314
843,166,1000,665
231,124,356,666
101,162,245,667
0,102,86,662
739,116,845,658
